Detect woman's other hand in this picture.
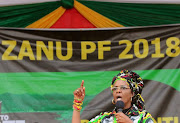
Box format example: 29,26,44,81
73,80,85,101
115,112,133,123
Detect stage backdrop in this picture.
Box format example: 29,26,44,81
0,24,179,123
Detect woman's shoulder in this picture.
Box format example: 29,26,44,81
138,109,154,123
130,105,154,123
138,109,153,118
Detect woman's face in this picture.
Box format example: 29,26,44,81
112,80,133,109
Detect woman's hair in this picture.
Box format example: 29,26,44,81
111,69,145,110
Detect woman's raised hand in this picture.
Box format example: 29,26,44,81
72,80,85,122
73,80,85,101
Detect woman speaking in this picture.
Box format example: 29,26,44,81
72,69,154,123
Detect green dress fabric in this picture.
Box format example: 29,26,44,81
89,104,154,123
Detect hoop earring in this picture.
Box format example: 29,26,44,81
131,96,135,104
112,99,115,104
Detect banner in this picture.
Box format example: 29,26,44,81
0,24,179,123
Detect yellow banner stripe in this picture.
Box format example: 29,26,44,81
74,1,124,28
26,6,66,28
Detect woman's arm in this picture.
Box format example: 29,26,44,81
72,80,85,123
72,110,81,123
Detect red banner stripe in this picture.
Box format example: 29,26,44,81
50,8,96,28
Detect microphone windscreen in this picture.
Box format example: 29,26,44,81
116,100,125,111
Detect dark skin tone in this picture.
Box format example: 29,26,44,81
113,80,133,123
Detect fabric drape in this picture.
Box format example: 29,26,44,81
26,6,66,28
0,2,60,27
50,8,96,28
0,0,180,28
74,0,124,28
78,0,180,26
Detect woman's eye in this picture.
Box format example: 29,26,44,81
114,87,118,90
121,87,126,90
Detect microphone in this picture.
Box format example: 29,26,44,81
115,100,124,113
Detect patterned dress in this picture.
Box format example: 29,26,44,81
89,104,154,123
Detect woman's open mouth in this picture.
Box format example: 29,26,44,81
116,95,122,101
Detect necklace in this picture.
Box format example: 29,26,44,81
122,106,132,118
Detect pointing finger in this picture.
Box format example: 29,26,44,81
80,80,84,89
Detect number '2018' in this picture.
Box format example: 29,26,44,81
119,37,180,59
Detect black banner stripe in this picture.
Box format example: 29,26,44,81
0,25,180,73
